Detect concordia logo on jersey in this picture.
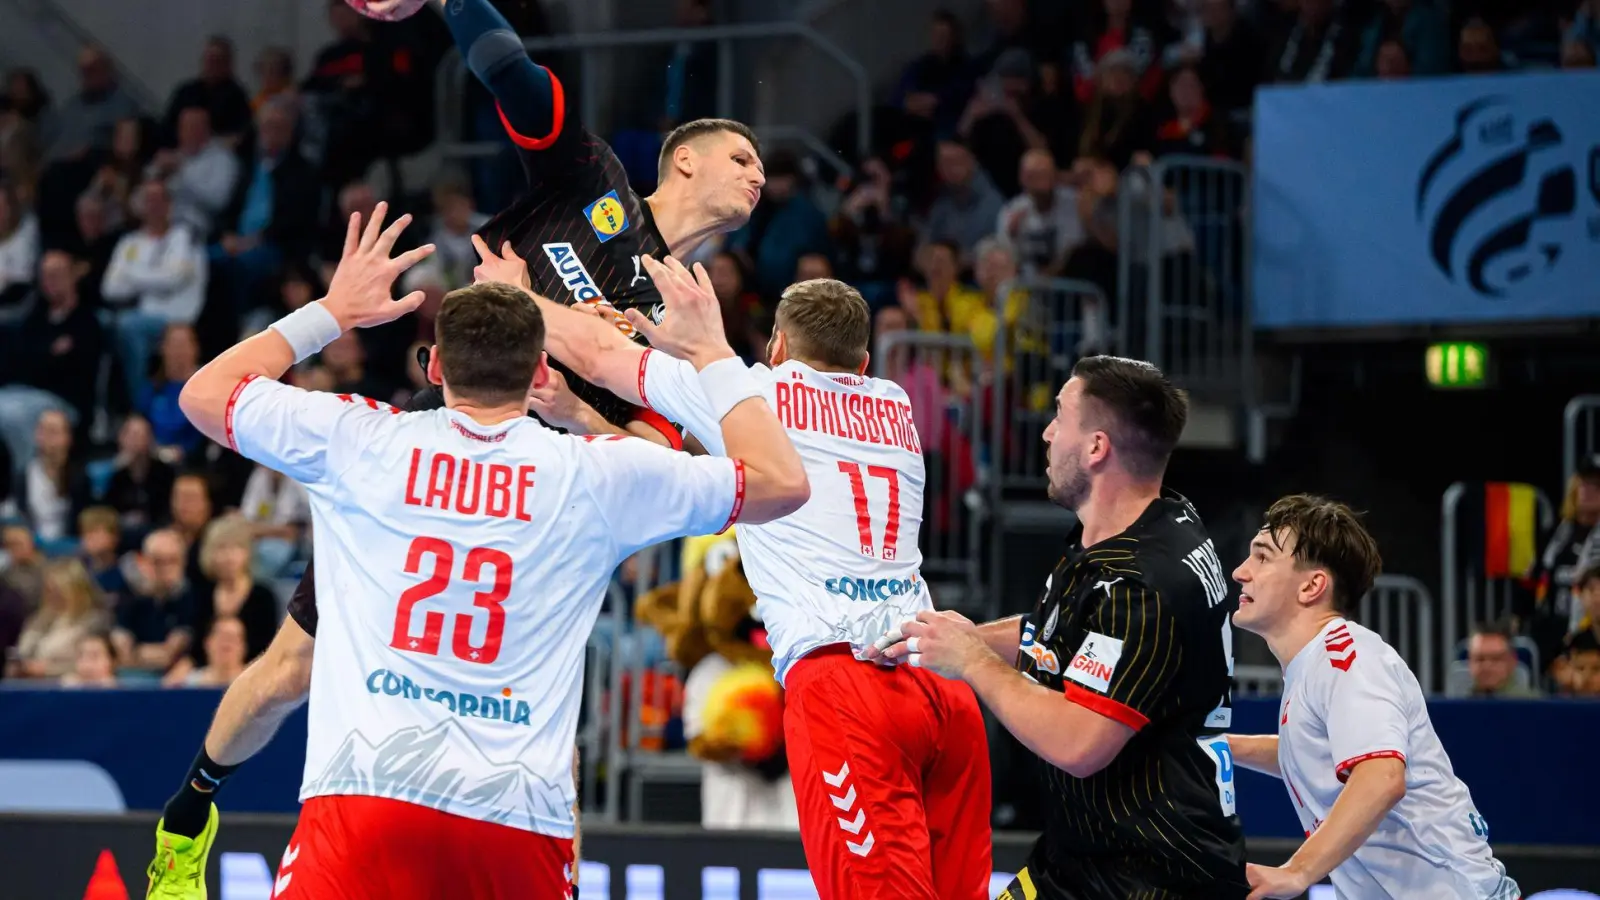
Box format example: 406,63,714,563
365,669,532,726
823,575,919,602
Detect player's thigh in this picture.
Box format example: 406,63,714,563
922,674,993,900
783,662,937,900
269,799,364,900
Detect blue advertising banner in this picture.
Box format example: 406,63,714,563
1253,72,1600,328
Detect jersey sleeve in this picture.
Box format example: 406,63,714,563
638,349,733,457
577,434,742,559
226,375,397,485
1057,579,1181,732
1323,651,1412,782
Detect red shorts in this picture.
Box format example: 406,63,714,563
270,795,574,900
784,645,992,900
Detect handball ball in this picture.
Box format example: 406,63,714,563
702,664,784,765
345,0,430,22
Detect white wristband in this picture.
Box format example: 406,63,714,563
697,356,763,422
270,302,344,363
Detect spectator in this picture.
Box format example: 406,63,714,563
40,46,141,164
302,0,423,187
0,250,104,441
59,630,118,688
175,616,249,687
873,305,949,454
1375,38,1415,78
923,139,1005,258
16,408,91,546
830,157,916,299
1525,459,1600,659
1059,157,1121,303
1355,0,1453,77
901,240,993,372
0,180,39,307
319,331,389,399
427,177,487,287
68,191,122,308
215,98,319,319
237,463,309,577
733,151,830,300
1464,621,1539,698
1153,65,1236,159
102,413,176,533
1070,0,1169,104
972,236,1045,361
958,49,1054,198
1457,17,1508,73
173,517,277,677
3,69,50,123
0,523,45,610
996,148,1084,278
1551,564,1600,686
146,105,239,239
10,559,107,679
101,180,208,392
137,323,205,459
892,9,975,136
1194,0,1265,119
251,47,298,112
398,262,447,345
1571,0,1600,55
0,75,45,207
163,36,254,147
76,506,131,601
971,0,1037,75
318,180,380,282
113,527,194,671
1561,39,1598,68
84,116,156,231
795,253,833,282
1268,0,1359,84
167,473,213,587
706,251,770,364
1561,647,1600,697
1077,50,1156,171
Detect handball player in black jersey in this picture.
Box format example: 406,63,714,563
146,0,763,891
875,356,1250,899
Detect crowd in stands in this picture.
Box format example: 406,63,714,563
0,0,1596,696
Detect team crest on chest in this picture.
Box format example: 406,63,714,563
1041,603,1061,642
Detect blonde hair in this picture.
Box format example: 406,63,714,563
42,559,105,622
200,517,255,581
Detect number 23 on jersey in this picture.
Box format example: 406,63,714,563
390,536,511,665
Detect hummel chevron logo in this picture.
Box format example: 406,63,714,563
837,808,866,834
829,785,857,810
847,833,876,857
822,763,850,787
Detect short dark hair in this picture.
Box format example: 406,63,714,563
1261,494,1383,613
1469,619,1516,647
776,279,871,371
1070,355,1188,479
657,118,761,182
435,282,545,406
1575,564,1600,591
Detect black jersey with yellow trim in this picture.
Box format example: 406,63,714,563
474,67,675,441
1011,491,1249,899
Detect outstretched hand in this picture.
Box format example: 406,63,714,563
623,255,734,368
323,201,436,331
470,235,532,292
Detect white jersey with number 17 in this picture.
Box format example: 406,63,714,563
639,351,932,684
225,375,742,838
1276,618,1518,900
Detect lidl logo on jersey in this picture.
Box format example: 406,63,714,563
584,190,629,242
824,574,919,602
1065,631,1124,693
1018,618,1061,674
365,669,532,726
544,243,606,304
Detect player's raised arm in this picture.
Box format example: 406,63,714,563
425,0,566,150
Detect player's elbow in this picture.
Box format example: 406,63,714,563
772,465,811,517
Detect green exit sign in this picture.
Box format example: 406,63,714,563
1426,342,1489,388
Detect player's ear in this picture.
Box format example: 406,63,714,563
769,329,789,365
674,141,697,179
530,351,551,391
425,344,442,386
1300,569,1331,609
856,351,870,376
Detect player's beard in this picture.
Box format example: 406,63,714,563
1047,446,1090,511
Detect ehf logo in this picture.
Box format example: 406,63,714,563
1416,96,1600,298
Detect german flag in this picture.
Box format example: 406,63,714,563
1483,482,1539,579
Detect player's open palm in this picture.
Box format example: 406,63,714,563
323,201,436,330
625,255,734,365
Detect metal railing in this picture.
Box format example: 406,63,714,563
433,23,872,170
1359,574,1437,694
874,330,985,609
1440,481,1556,665
1564,395,1600,487
1117,157,1252,404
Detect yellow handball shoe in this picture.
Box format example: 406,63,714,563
146,803,219,899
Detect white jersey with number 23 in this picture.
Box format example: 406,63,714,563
1277,618,1518,900
638,351,931,684
225,374,743,838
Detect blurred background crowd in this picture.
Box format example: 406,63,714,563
0,0,1595,809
